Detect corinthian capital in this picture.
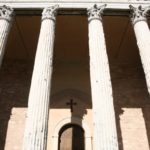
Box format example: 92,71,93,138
42,5,59,21
130,5,150,25
87,4,106,22
0,5,13,22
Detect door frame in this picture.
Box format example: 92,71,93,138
51,116,92,150
58,123,85,150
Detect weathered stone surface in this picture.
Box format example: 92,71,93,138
0,5,13,67
88,5,118,150
22,6,58,150
0,61,150,150
0,61,32,150
130,6,150,96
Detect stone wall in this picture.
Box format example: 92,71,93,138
0,61,32,150
110,63,150,150
0,60,149,150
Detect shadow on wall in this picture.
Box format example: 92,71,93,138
111,63,150,150
0,61,33,150
0,15,40,150
49,88,91,150
1,62,150,150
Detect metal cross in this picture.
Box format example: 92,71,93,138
66,99,77,113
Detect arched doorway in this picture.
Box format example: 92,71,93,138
58,124,85,150
51,117,92,150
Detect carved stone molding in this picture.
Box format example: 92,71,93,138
0,5,13,22
42,5,59,21
130,5,150,25
87,4,106,22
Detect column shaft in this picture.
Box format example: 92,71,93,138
88,5,118,150
23,6,58,150
130,5,150,94
0,5,13,66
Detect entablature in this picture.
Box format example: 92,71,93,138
0,0,150,15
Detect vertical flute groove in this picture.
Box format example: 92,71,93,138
130,5,150,95
134,21,150,94
22,6,58,150
0,5,13,67
88,5,118,150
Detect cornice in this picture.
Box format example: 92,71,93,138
0,1,150,10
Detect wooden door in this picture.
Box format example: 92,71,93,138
58,124,85,150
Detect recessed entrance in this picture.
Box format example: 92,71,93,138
58,124,85,150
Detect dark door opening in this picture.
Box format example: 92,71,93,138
58,124,85,150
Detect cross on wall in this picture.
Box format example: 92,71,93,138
66,99,77,113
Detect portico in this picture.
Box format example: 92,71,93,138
0,1,150,150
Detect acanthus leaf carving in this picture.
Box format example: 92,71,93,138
87,4,107,22
130,5,150,25
42,5,59,21
0,5,13,22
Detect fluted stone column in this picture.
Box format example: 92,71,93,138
22,5,58,150
0,5,13,66
88,5,118,150
130,5,150,94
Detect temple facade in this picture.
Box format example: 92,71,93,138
0,0,150,150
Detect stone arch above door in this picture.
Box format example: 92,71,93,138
51,116,92,150
47,89,93,150
58,123,85,150
53,116,91,138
